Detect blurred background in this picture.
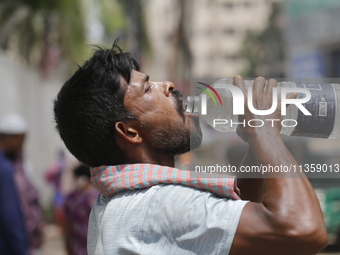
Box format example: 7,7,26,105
1,0,340,254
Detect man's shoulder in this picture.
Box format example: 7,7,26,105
99,184,235,203
152,184,233,201
102,184,224,201
93,184,246,218
149,184,245,209
154,183,213,196
88,184,248,255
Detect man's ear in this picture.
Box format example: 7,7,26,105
115,122,142,144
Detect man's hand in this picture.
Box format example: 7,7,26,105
233,76,296,143
229,75,328,255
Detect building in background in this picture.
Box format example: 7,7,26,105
190,0,282,78
144,0,281,87
282,0,340,170
284,1,340,246
284,0,340,78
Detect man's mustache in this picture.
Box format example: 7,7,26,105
171,90,185,117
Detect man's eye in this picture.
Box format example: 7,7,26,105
145,85,152,93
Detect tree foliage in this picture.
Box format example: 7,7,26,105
0,0,128,75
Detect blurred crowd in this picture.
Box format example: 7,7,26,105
0,113,99,255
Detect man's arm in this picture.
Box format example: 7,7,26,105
237,147,264,202
229,76,328,255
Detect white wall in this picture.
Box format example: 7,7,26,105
0,52,67,207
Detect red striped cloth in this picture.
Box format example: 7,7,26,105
90,164,240,200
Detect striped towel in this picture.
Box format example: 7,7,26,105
90,164,240,200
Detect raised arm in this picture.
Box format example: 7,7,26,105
237,147,264,202
229,76,328,255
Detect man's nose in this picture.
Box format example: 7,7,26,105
161,81,175,97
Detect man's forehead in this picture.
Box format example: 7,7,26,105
123,70,148,98
119,71,142,89
119,70,145,87
130,70,148,84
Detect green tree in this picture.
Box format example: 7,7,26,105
0,0,127,76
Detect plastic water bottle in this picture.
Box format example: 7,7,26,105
185,78,340,139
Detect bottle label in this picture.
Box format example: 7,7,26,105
291,83,336,138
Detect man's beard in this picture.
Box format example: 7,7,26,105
144,118,202,156
142,90,202,156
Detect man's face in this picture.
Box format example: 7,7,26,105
0,134,25,161
123,70,202,155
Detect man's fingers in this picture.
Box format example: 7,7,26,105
233,76,246,123
285,92,298,107
233,75,247,95
287,92,298,99
265,79,278,96
276,92,298,113
253,77,266,96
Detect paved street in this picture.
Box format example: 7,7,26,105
42,224,66,255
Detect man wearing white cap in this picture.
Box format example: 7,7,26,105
0,114,43,255
0,114,29,254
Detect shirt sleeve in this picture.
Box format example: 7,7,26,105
140,184,248,255
0,162,29,255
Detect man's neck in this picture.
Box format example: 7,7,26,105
126,148,175,167
126,157,175,167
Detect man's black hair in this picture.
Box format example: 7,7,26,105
54,40,139,167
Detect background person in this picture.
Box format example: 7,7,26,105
0,114,44,255
45,150,67,226
62,164,99,255
0,114,29,255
